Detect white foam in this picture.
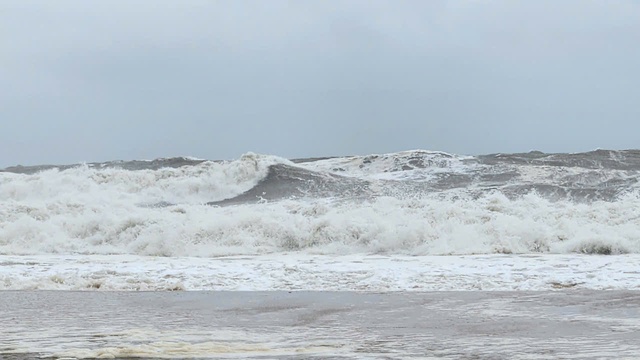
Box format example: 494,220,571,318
2,191,640,256
0,253,638,291
299,150,475,180
0,152,288,205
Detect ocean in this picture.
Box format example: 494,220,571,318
2,149,640,358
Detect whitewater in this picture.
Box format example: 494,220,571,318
2,149,640,291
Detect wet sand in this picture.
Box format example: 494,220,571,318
1,291,640,359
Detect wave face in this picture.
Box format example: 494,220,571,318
2,149,640,256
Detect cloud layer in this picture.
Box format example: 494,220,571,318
2,0,639,166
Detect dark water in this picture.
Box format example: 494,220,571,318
207,164,371,206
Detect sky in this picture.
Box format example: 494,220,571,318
2,0,639,166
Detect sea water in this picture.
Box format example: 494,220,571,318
2,150,640,358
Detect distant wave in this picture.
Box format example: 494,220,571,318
1,156,210,175
214,149,640,204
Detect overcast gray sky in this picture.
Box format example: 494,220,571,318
2,0,639,166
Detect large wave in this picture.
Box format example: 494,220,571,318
2,150,639,256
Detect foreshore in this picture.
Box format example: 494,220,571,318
2,290,639,359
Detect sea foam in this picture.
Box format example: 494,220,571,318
1,150,640,257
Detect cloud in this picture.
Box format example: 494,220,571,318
1,0,639,166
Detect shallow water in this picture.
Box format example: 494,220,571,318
2,291,640,359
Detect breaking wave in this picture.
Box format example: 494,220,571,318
2,149,640,256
